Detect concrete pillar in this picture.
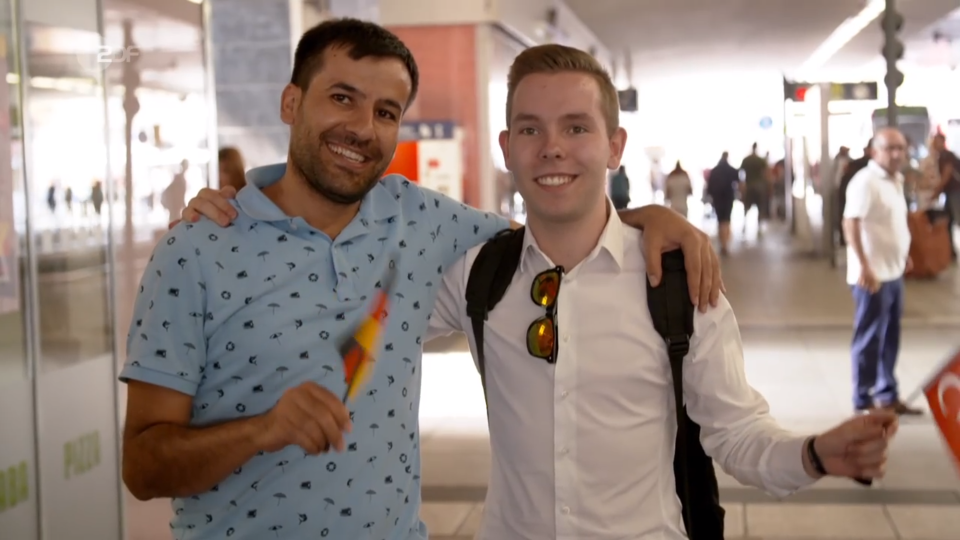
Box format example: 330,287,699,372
208,0,294,168
208,0,387,169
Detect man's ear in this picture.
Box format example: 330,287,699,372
498,130,510,168
280,83,302,126
607,127,628,170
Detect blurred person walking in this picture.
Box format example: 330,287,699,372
739,143,769,236
665,160,693,218
931,133,960,261
707,152,739,255
609,164,630,210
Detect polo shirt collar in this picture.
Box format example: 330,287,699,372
237,163,401,228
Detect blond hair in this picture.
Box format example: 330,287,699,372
506,44,620,136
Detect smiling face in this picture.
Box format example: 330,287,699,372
500,70,626,226
281,45,413,205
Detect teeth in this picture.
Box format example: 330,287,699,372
536,175,574,186
328,143,365,163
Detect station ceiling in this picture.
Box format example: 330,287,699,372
565,0,960,80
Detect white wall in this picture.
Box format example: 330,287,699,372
377,0,610,65
378,0,491,27
494,0,610,64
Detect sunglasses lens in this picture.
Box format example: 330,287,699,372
526,318,555,359
532,270,561,308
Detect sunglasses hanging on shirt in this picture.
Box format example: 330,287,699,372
526,266,563,364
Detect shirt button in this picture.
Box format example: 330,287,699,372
559,447,569,456
562,334,570,343
561,506,571,515
560,390,569,399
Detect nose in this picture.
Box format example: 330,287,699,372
539,132,565,161
343,107,376,144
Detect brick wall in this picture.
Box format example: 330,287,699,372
387,25,481,207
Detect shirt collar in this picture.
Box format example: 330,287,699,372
519,198,625,274
236,163,401,226
867,159,903,182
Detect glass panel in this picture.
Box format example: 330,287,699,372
99,2,212,538
24,20,112,372
103,1,213,361
0,0,40,536
24,1,121,538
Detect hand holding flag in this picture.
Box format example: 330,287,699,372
340,269,396,403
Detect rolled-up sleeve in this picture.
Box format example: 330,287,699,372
682,296,817,498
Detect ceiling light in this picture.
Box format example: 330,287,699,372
798,0,885,76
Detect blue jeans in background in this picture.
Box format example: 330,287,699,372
850,277,904,410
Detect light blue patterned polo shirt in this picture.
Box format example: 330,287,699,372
119,165,509,540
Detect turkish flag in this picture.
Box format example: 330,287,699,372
924,348,960,473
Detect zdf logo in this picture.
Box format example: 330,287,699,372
76,45,140,75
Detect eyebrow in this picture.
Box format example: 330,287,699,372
327,81,403,113
512,112,594,124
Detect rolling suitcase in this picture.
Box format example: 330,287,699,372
906,211,951,278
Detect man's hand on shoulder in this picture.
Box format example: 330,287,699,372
179,186,239,227
620,205,724,312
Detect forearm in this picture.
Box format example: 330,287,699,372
703,418,818,498
123,415,265,500
616,205,668,230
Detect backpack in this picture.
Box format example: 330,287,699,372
464,227,725,540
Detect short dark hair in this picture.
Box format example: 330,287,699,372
290,18,420,107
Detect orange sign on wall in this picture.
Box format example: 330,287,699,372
383,141,419,182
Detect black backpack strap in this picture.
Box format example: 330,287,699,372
464,227,526,408
647,250,698,537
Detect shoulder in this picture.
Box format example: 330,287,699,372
619,226,650,272
848,166,877,187
378,174,433,210
155,218,245,265
690,292,737,350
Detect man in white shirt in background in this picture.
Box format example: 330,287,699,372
428,45,898,539
842,127,921,416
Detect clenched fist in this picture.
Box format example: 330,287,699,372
255,382,352,454
815,409,898,480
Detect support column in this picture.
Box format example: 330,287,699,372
207,0,388,170
208,0,294,169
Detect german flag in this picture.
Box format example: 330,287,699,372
341,270,395,402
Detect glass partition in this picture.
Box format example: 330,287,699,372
0,0,37,536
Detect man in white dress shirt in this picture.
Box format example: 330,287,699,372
427,45,898,539
842,128,920,415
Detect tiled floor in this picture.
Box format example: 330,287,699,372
711,223,960,329
418,326,960,539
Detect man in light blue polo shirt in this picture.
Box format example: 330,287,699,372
120,18,721,540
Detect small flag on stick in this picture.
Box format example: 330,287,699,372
340,270,396,403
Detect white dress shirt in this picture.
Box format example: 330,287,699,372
843,160,911,285
427,206,816,540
